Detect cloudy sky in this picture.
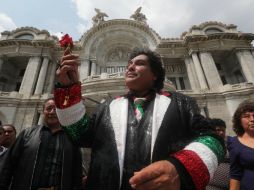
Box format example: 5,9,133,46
0,0,254,41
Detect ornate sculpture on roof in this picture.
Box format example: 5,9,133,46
92,8,108,26
130,7,147,24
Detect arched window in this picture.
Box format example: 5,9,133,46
205,28,223,35
15,33,34,40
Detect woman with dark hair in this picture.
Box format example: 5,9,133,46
227,99,254,190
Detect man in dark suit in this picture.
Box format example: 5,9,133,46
0,98,83,190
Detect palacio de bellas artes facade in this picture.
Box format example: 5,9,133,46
0,8,254,136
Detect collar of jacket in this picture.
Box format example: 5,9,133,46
109,93,171,187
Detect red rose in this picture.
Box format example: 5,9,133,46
59,34,73,50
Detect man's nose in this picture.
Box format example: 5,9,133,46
127,63,135,71
50,110,56,114
49,107,56,113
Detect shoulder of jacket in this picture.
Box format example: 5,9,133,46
159,91,172,97
170,91,194,101
22,125,42,137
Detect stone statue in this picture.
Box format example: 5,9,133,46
130,7,147,24
92,8,108,25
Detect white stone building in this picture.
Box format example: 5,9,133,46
0,15,254,135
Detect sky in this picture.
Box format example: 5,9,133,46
0,0,254,42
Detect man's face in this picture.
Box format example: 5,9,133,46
125,54,157,93
2,125,16,146
214,126,226,139
43,99,60,127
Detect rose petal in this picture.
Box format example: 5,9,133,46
59,34,73,49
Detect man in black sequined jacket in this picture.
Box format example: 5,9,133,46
55,48,225,190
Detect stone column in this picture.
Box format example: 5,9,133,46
0,57,3,71
236,50,254,83
191,53,208,89
46,61,57,94
79,59,90,81
96,65,101,74
38,113,44,125
199,52,223,89
91,60,97,76
184,57,200,90
34,57,49,95
175,78,181,90
19,56,42,96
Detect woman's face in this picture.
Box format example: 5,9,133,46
241,111,254,134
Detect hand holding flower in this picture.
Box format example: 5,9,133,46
57,34,80,87
59,34,74,51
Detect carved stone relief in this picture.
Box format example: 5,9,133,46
107,46,131,62
165,64,186,74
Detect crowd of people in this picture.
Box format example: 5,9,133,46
0,47,253,190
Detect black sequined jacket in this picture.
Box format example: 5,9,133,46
73,91,217,190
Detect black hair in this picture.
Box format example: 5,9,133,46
210,118,226,129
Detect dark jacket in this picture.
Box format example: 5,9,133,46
0,125,83,190
72,91,218,190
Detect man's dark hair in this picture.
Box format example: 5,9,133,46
210,118,226,129
129,47,165,92
233,99,254,136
